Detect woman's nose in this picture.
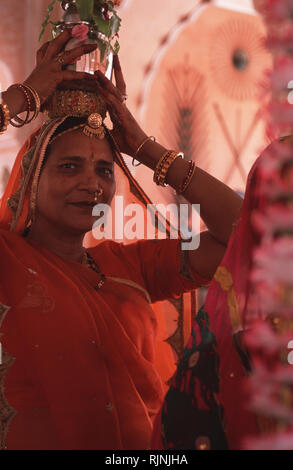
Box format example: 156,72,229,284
79,168,101,192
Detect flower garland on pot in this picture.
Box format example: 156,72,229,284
243,0,293,450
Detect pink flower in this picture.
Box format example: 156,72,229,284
250,390,293,420
270,101,293,124
258,140,293,178
252,239,293,285
270,57,293,91
253,207,293,237
244,320,286,354
254,0,293,23
244,429,293,450
266,25,293,52
71,24,89,42
261,178,293,201
251,284,293,316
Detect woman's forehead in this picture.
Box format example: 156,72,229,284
49,128,114,162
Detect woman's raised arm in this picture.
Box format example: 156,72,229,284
95,57,242,280
1,29,97,121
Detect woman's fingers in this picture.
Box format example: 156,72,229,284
113,55,127,95
58,43,97,66
61,70,97,81
44,28,72,60
95,70,124,102
96,79,147,155
36,41,50,65
96,82,124,121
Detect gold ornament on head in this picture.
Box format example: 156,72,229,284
83,113,105,139
43,87,108,140
44,89,107,121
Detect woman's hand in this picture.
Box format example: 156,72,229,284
2,29,97,119
24,29,97,105
95,56,148,157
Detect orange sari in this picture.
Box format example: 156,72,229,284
0,120,207,449
0,231,205,449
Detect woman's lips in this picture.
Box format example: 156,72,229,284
69,202,97,210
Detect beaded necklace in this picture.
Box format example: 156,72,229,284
82,251,106,290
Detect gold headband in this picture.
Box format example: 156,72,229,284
49,113,106,145
44,89,107,140
44,89,107,119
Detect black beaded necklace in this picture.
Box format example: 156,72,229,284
82,251,106,290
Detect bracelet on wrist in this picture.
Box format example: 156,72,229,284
8,83,40,127
24,84,41,119
0,99,10,135
132,136,156,167
9,84,31,127
153,150,183,187
176,160,196,195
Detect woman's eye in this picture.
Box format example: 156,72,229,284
60,163,77,169
99,167,113,177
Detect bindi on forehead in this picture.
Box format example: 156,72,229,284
89,140,99,158
89,139,113,163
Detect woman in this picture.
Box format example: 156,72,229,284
0,33,242,450
151,138,291,450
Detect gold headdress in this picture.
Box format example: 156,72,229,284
44,86,107,139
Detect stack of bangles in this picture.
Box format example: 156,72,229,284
133,136,196,195
153,150,196,194
0,83,41,135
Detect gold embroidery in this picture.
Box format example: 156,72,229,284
214,266,242,332
8,119,66,232
17,282,55,313
29,119,67,222
0,350,16,450
0,302,16,450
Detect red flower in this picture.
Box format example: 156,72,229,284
71,24,89,42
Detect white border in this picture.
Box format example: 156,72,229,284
213,0,257,16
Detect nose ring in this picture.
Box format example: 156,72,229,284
94,187,103,202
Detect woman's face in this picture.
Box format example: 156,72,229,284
35,129,116,236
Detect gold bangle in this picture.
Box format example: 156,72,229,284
153,150,173,185
132,135,156,166
9,84,31,127
9,83,41,128
154,150,183,187
0,100,10,135
156,151,176,186
160,151,183,186
24,84,41,120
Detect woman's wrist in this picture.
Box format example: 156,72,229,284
134,138,168,169
2,87,27,118
136,138,196,195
